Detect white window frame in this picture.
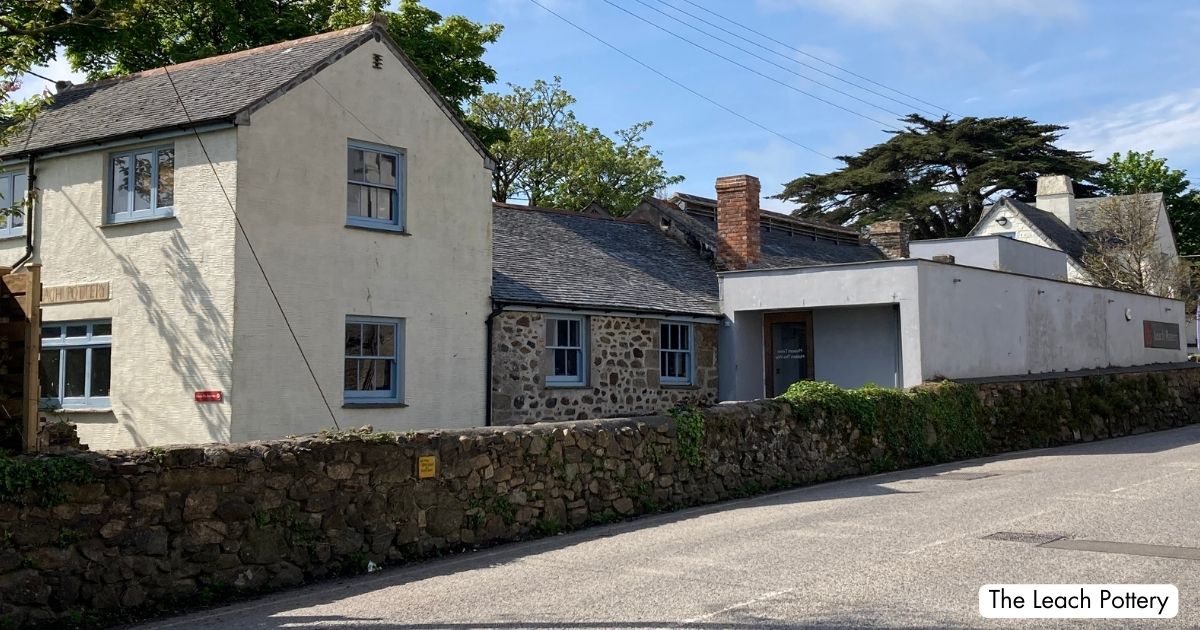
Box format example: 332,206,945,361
0,170,27,239
659,322,693,386
40,320,112,409
106,145,175,223
346,140,407,232
343,316,405,404
546,316,587,386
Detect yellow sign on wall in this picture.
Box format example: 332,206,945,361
418,455,437,479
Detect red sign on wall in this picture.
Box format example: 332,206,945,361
194,390,224,403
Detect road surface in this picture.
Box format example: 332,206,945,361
138,425,1200,629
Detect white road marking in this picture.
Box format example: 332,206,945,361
1111,468,1194,493
680,588,795,624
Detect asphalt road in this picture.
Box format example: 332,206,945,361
137,425,1200,629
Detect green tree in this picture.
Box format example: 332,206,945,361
3,1,500,144
467,77,682,216
61,0,501,117
1095,150,1200,256
779,114,1102,238
1,1,117,144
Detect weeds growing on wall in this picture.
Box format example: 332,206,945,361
781,380,986,466
668,405,706,467
0,453,93,506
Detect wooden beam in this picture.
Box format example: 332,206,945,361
22,265,41,454
3,273,29,296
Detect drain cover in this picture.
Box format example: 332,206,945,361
983,531,1067,545
935,472,999,481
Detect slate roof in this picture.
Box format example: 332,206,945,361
492,204,721,317
992,197,1090,262
1,20,490,162
667,192,863,240
1074,193,1163,233
644,197,884,268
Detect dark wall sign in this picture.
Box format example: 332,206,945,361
1143,320,1181,350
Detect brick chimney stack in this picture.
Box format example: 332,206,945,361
866,220,910,259
715,175,761,270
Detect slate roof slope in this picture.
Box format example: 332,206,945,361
645,197,884,268
995,197,1090,261
1,20,490,162
667,191,862,240
492,204,720,316
1074,193,1163,233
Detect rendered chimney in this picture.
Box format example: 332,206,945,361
715,175,762,270
866,220,909,259
1036,174,1076,227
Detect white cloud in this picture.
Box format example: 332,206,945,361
11,51,86,101
1061,88,1200,162
759,0,1078,29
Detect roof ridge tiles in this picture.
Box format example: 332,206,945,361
56,23,374,94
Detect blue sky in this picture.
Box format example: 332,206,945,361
18,1,1200,211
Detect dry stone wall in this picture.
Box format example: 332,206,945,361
490,312,718,425
2,365,1199,627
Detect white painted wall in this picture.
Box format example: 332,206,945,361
972,206,1091,283
910,236,1067,280
718,261,923,399
230,38,492,441
0,130,238,449
719,260,1186,399
917,262,1184,379
812,306,900,388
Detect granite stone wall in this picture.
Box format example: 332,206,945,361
2,365,1199,627
490,311,718,425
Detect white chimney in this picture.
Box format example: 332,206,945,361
1036,175,1076,227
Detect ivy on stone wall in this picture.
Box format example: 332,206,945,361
781,380,986,467
668,405,706,467
0,453,93,506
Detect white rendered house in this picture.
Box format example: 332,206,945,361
0,21,494,449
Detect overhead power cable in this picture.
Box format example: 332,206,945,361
161,68,342,430
629,0,910,119
675,0,957,116
599,0,899,130
526,0,837,161
647,0,942,117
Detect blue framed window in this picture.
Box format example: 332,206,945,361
660,322,693,385
546,316,586,386
344,316,404,403
107,145,174,223
40,321,112,409
346,142,406,231
0,170,27,239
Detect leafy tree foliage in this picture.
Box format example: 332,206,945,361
779,114,1102,238
468,77,682,216
1095,150,1200,256
3,1,502,142
1,1,114,143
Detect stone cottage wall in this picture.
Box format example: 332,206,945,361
3,365,1199,627
490,312,718,425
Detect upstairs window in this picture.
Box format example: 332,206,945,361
347,142,406,231
41,321,112,408
344,316,404,404
108,146,175,222
546,316,586,386
0,171,26,239
660,322,693,385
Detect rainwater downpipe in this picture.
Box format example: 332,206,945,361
11,154,36,270
484,301,506,426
